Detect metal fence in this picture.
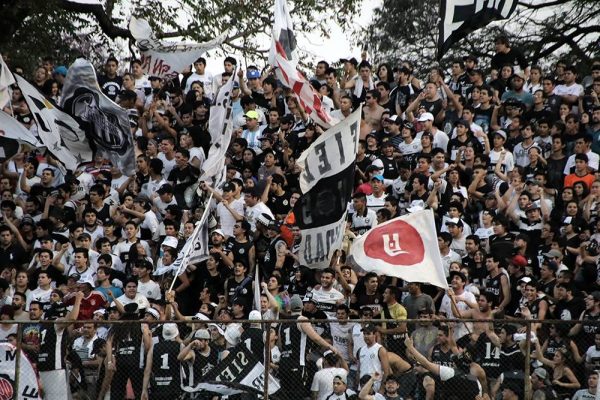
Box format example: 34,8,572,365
3,317,598,399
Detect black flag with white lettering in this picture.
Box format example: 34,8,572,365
189,344,280,396
292,108,361,269
437,0,517,59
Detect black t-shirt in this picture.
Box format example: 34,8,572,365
98,75,124,101
490,48,528,71
267,191,292,217
419,99,443,119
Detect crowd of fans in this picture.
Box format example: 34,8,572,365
0,33,600,400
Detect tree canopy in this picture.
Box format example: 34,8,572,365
362,0,599,74
1,0,362,72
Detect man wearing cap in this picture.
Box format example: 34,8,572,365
66,276,105,320
531,367,559,399
502,71,534,110
133,259,161,301
241,110,265,154
311,351,349,400
414,111,449,152
323,374,356,400
366,174,386,212
153,183,178,219
142,323,182,400
488,129,515,182
445,218,467,257
244,187,274,232
440,269,477,340
201,181,244,237
178,328,219,391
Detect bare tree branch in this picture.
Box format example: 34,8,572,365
57,0,131,39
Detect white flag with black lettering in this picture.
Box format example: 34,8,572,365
129,17,228,79
438,0,517,59
293,107,360,269
16,75,92,171
198,68,236,188
61,58,136,176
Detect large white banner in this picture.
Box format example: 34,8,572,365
350,210,449,289
16,75,92,171
129,18,228,78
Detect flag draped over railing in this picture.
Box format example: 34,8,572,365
437,0,517,59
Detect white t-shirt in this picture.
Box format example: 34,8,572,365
439,291,476,340
137,279,161,300
217,197,245,237
564,150,600,174
112,293,150,310
245,202,274,231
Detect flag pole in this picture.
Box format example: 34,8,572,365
168,192,213,292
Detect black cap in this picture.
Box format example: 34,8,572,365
449,270,468,282
361,323,377,333
157,184,174,195
119,89,138,101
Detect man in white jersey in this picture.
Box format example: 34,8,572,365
306,268,345,319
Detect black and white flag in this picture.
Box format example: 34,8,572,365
0,110,42,161
15,75,93,171
187,343,280,396
169,199,211,277
438,0,517,59
293,107,361,269
198,68,236,189
61,59,136,176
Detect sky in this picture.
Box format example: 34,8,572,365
200,0,382,75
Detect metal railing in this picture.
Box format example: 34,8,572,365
2,317,597,400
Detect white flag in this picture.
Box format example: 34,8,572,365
349,210,449,289
198,69,236,188
0,342,41,399
0,54,15,109
0,110,42,159
15,75,92,170
268,0,298,66
170,203,210,277
129,17,228,78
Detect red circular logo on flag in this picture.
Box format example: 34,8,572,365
0,376,14,400
364,220,425,265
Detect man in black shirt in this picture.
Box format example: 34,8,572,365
490,36,528,73
267,174,291,220
98,56,123,101
167,148,199,206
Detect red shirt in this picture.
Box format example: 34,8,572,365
66,291,105,320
